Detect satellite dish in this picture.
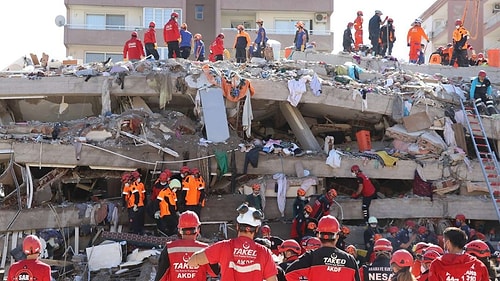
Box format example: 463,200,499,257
55,15,66,27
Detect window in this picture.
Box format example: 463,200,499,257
144,8,183,27
195,5,204,20
85,52,122,64
86,14,125,30
230,21,252,30
275,19,310,34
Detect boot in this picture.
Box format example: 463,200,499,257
487,106,498,116
476,103,487,115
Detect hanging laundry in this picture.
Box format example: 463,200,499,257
242,90,254,138
287,77,307,107
310,73,322,96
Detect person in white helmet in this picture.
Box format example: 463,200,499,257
187,203,278,281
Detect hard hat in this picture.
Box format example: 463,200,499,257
23,235,42,255
305,237,322,251
422,250,441,264
405,220,416,228
351,165,360,173
357,11,363,16
178,210,201,230
180,166,190,174
297,188,306,196
279,239,302,255
390,249,414,267
304,205,313,214
181,23,187,29
424,244,444,255
131,31,138,37
478,53,484,59
121,173,131,183
478,70,487,77
414,18,422,24
159,172,168,182
218,33,225,38
476,232,486,241
347,22,354,27
237,24,244,30
418,226,427,235
346,245,357,255
191,167,200,174
375,10,383,15
455,214,466,221
388,18,394,23
368,216,378,224
465,240,491,258
236,204,263,227
256,18,264,23
194,33,202,40
306,221,317,230
131,170,140,179
455,19,462,25
261,225,271,235
171,12,179,18
388,226,399,234
169,179,182,189
374,233,383,241
326,188,337,200
162,169,172,179
149,21,155,28
374,238,393,252
317,215,340,234
341,225,350,235
252,184,261,191
413,242,429,254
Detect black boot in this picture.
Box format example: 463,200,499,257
487,106,498,116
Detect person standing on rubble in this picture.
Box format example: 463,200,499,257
364,216,383,264
351,165,377,223
187,203,278,281
182,167,206,218
450,19,470,67
310,188,338,221
179,23,193,59
122,172,142,234
380,18,396,56
148,171,170,222
343,22,355,53
253,19,267,58
406,18,429,64
294,21,309,48
353,11,364,51
469,70,498,116
163,12,181,58
155,211,220,281
368,10,388,56
209,33,225,61
130,170,146,234
144,21,159,60
234,25,252,63
155,178,180,236
123,31,145,62
295,22,307,51
7,235,51,281
193,33,206,62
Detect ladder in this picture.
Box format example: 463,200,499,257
460,99,500,223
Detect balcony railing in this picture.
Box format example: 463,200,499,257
66,24,144,31
485,12,500,29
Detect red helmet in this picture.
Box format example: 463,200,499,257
307,221,317,230
424,244,444,255
191,167,200,174
374,238,393,252
413,242,429,255
351,165,360,173
418,226,427,235
346,244,357,255
121,173,131,183
261,225,271,235
304,205,313,214
422,250,441,264
297,188,306,196
305,237,322,251
162,169,172,179
455,19,462,26
131,170,140,180
131,31,138,37
171,12,179,18
218,33,225,38
478,53,484,59
252,184,261,191
279,239,302,255
317,215,340,234
455,214,466,221
388,18,394,23
347,22,354,28
388,226,399,234
357,11,363,16
465,240,491,258
149,21,155,28
159,172,168,182
326,188,337,200
341,226,350,235
23,235,42,255
178,210,201,230
478,70,487,77
405,220,416,228
476,232,486,241
390,249,414,267
374,233,383,241
180,166,190,174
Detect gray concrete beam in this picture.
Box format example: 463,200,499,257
279,102,321,151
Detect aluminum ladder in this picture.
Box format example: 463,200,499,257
460,99,500,223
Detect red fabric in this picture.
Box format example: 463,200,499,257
412,259,422,277
204,236,278,281
413,170,434,200
354,16,363,50
144,27,156,44
123,38,145,60
159,239,215,281
7,259,52,281
210,37,225,56
428,253,489,281
357,173,376,197
163,19,180,43
418,270,429,281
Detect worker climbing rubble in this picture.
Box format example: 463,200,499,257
469,70,498,116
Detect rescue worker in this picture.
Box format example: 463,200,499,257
7,235,51,281
294,21,309,48
389,249,415,281
380,18,396,56
245,183,263,212
295,22,307,51
469,70,498,116
387,226,402,251
148,171,170,221
234,25,251,63
131,170,146,234
406,18,429,64
396,220,417,251
154,211,220,281
428,227,489,281
450,19,470,67
304,237,322,252
292,188,309,219
187,203,278,281
364,216,383,263
464,240,497,280
155,178,180,236
290,205,316,242
182,167,206,217
441,43,453,65
343,22,355,53
123,171,145,234
209,33,225,61
429,47,443,64
310,188,337,221
359,238,393,281
177,166,191,212
261,224,284,256
285,215,361,281
351,165,377,222
277,239,302,281
163,12,181,58
418,250,441,281
253,19,267,58
346,244,365,266
179,23,193,59
193,33,205,62
353,11,364,51
476,53,488,65
123,31,145,62
368,10,388,56
336,225,351,251
411,242,429,278
144,21,159,60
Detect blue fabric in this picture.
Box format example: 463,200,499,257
194,40,205,57
255,27,267,45
295,30,306,50
180,30,193,47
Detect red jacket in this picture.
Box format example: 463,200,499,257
144,27,157,44
163,19,180,43
357,172,376,197
428,253,489,281
123,37,145,60
210,37,225,56
7,259,52,281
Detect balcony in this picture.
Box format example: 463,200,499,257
64,0,182,8
220,0,333,12
64,24,146,47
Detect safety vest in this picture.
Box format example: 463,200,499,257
131,181,145,206
429,53,442,64
452,27,469,49
157,188,177,217
126,186,142,208
122,184,133,208
362,257,392,281
182,175,205,206
159,239,213,281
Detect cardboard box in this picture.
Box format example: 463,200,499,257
62,59,78,65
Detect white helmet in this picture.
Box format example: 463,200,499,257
414,18,422,24
368,216,378,224
169,179,181,189
236,204,263,227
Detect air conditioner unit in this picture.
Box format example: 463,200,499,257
315,13,328,23
494,3,500,12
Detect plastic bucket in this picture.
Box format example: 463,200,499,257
267,39,281,60
356,130,372,152
487,49,500,67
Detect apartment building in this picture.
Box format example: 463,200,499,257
63,0,334,63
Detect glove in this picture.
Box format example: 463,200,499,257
133,204,138,212
407,43,410,47
154,211,160,219
351,192,359,199
301,45,305,52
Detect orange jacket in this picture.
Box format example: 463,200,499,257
131,181,146,206
429,53,442,64
452,26,469,50
182,175,205,206
354,16,363,31
407,26,429,44
221,77,255,102
157,188,177,217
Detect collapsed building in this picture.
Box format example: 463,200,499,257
0,51,499,279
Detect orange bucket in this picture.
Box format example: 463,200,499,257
487,49,500,67
356,130,372,152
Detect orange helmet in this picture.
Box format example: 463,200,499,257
391,249,414,267
279,239,302,255
388,226,399,234
23,235,42,255
425,244,444,255
297,188,306,196
159,172,168,182
261,225,271,235
346,244,357,255
326,188,337,200
374,238,393,252
237,24,244,30
465,240,491,258
307,221,317,230
162,169,172,179
305,237,322,251
341,226,350,235
317,215,340,236
180,166,190,174
304,205,313,214
178,210,201,233
252,184,261,191
422,250,441,264
373,233,383,241
413,242,429,255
